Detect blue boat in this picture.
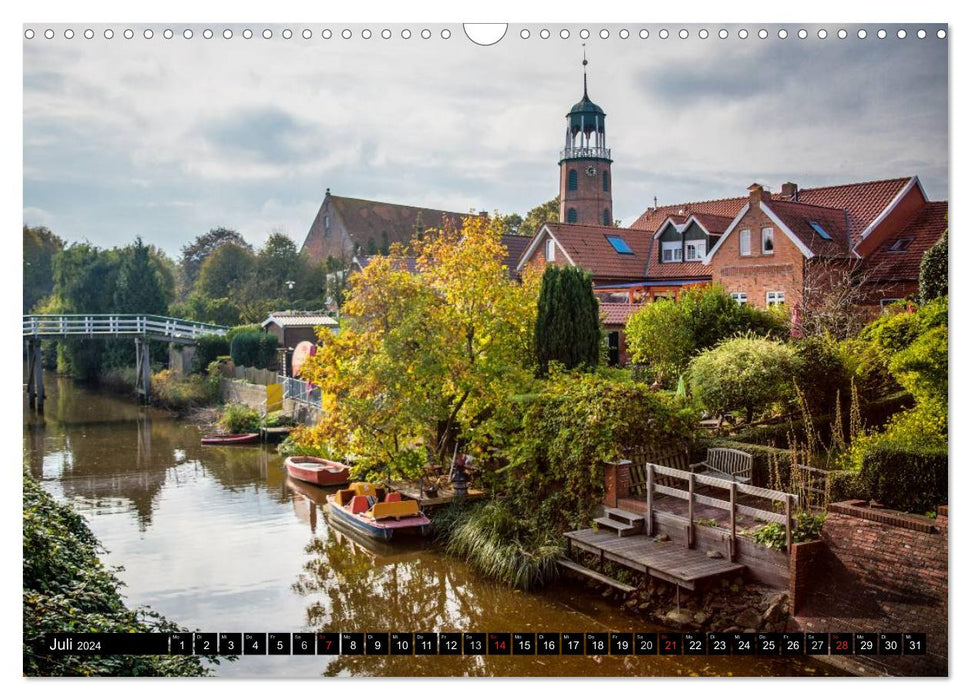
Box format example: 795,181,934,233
326,482,431,542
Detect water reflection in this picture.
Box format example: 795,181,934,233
24,376,836,678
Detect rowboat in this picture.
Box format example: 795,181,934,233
326,482,431,542
201,432,260,446
285,456,351,487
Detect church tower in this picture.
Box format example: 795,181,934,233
559,53,613,227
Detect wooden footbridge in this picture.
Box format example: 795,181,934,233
561,462,798,594
23,314,229,409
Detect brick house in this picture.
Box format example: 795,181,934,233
301,189,487,265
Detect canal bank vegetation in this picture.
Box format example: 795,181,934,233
23,470,225,676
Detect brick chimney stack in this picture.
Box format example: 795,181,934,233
781,182,798,200
748,183,765,205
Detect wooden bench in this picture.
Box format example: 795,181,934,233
690,447,753,484
628,446,692,495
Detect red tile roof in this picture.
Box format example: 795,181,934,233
864,201,948,282
330,195,485,249
501,234,531,275
543,223,651,280
691,213,734,235
766,200,851,258
600,301,642,326
631,177,913,249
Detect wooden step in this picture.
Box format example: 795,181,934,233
556,558,637,593
603,507,645,526
594,516,642,536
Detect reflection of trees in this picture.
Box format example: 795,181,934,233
23,377,283,530
292,523,493,676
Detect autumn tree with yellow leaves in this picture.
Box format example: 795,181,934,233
295,216,541,478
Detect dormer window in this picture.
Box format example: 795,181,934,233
685,241,706,261
888,237,913,252
661,241,682,262
546,238,556,261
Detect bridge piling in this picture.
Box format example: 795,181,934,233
134,338,151,402
26,338,44,412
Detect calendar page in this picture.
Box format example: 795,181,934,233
21,12,950,683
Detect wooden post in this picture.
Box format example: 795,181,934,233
687,472,695,549
729,481,737,561
785,494,793,552
645,464,655,537
32,339,44,411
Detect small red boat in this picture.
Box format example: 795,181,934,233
201,433,260,446
285,456,351,487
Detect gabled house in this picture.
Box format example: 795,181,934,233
301,189,487,265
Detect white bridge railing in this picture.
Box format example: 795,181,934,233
23,314,229,343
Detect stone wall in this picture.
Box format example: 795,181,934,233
218,377,267,411
790,500,947,676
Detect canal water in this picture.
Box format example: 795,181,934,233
24,377,833,677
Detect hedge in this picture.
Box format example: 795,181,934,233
229,331,279,370
193,334,230,373
859,446,948,513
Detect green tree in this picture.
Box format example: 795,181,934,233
534,266,601,375
195,242,256,299
519,196,560,239
179,227,251,295
626,285,785,385
113,238,170,315
919,228,948,303
688,336,799,423
255,232,301,298
23,225,63,313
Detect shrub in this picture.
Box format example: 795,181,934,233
23,470,219,676
150,369,218,410
503,371,697,527
193,334,230,373
751,512,826,551
889,325,947,407
859,446,947,513
625,285,785,386
793,336,850,416
919,228,947,303
219,403,261,434
534,266,601,375
826,469,866,502
688,336,799,423
229,331,278,369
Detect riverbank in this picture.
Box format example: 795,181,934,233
22,469,226,676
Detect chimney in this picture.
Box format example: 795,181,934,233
748,183,765,205
781,182,798,200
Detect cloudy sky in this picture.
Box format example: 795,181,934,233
23,23,948,256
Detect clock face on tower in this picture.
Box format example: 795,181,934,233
585,165,598,177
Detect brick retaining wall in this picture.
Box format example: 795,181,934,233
790,500,947,676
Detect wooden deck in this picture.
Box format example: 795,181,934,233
564,527,745,590
388,481,486,508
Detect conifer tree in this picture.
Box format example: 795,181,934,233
534,265,601,375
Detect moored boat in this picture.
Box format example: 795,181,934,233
285,456,351,487
326,482,431,542
201,432,260,446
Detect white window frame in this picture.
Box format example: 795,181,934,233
685,240,706,261
546,238,556,262
766,290,785,307
730,292,748,306
761,227,774,254
661,241,682,262
739,229,751,256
